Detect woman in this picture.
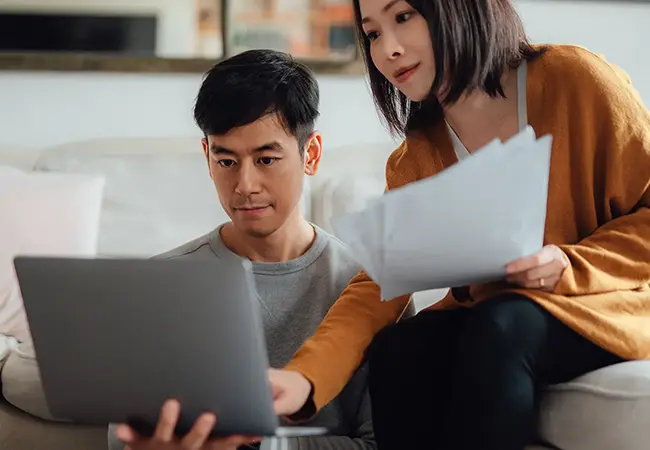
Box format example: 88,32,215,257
272,0,650,449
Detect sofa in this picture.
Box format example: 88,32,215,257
1,137,649,450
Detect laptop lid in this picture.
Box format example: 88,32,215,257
13,255,280,437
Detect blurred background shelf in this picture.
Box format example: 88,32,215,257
195,0,356,60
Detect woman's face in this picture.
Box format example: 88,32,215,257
359,0,435,102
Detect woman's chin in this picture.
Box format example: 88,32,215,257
398,86,432,103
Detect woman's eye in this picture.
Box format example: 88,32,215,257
217,159,235,168
396,11,412,23
366,31,379,41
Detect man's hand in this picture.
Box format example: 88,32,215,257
115,399,260,450
506,245,569,292
269,368,312,417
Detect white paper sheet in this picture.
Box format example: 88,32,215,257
332,128,553,301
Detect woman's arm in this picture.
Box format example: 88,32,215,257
284,271,410,416
553,50,650,296
283,143,417,415
555,205,650,296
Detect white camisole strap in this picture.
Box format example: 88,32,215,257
447,60,528,161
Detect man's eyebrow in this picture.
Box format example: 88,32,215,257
209,142,284,154
209,145,235,155
254,141,284,152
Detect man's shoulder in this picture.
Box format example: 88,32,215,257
153,229,219,260
316,227,357,263
313,226,362,280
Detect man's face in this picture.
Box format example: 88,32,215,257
202,114,321,238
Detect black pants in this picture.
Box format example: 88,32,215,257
367,294,624,450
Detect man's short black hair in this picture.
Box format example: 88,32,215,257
193,49,320,153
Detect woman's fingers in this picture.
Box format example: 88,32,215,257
507,260,561,287
506,245,569,291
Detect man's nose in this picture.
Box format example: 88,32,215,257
234,163,262,195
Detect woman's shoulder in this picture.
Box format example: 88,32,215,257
385,130,443,191
531,44,635,97
385,140,412,190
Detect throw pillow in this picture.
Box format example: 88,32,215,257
0,167,105,343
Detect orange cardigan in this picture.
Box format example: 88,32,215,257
285,44,650,413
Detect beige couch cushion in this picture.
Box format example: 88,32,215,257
33,137,312,258
539,360,650,450
0,398,105,450
1,340,61,421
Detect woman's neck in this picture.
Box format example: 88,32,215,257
442,67,520,152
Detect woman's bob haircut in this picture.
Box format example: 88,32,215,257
353,0,546,136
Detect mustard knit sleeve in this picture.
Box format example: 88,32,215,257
284,142,415,413
554,51,650,296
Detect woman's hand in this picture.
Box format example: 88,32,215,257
115,399,260,450
506,245,570,292
269,368,313,417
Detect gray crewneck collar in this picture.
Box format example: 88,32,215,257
207,223,330,276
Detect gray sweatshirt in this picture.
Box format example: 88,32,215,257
108,224,375,450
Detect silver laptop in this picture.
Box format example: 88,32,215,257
13,255,327,439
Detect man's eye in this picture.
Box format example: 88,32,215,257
217,159,235,168
259,157,278,166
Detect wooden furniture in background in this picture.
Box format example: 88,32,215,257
228,0,355,60
196,0,222,57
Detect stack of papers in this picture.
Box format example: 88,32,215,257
331,127,553,301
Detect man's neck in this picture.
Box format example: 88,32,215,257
220,216,316,263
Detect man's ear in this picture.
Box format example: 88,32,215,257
303,131,322,176
201,138,213,179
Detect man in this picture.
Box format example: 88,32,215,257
108,49,382,450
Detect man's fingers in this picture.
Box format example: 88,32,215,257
154,399,181,442
114,424,138,444
181,412,217,449
220,435,262,448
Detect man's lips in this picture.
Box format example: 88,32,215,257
234,206,269,213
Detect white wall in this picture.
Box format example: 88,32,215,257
0,72,390,151
0,0,649,153
516,0,650,89
0,0,196,57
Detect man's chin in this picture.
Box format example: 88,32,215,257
244,228,274,239
232,221,276,239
